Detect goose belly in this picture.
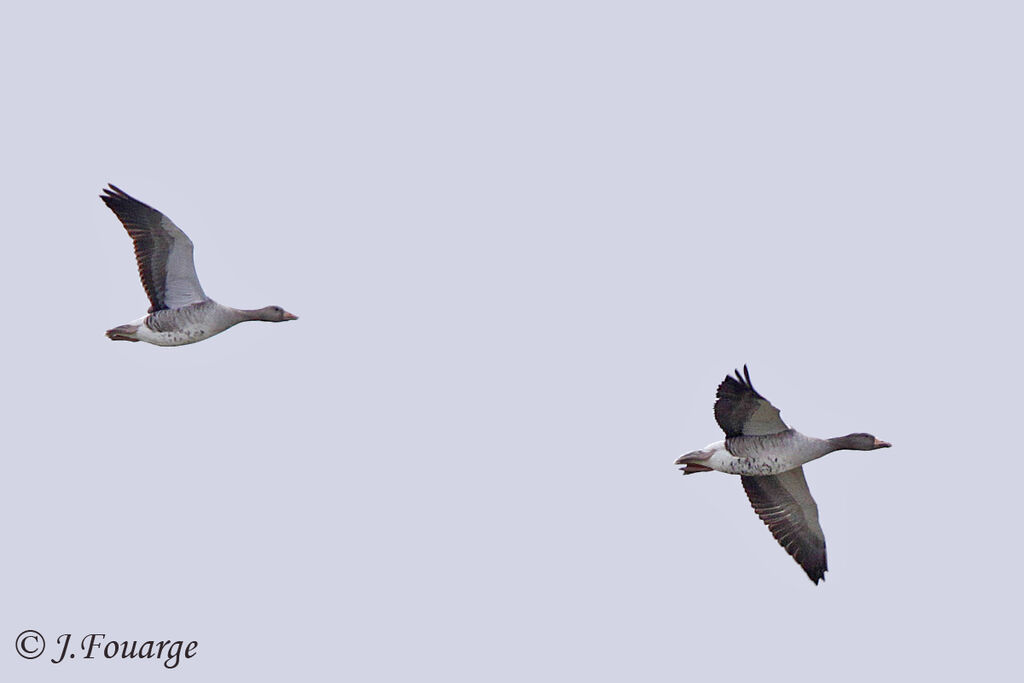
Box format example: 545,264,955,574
699,440,803,476
135,310,224,347
135,324,218,346
714,451,799,476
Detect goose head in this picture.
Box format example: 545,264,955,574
830,433,891,451
254,306,299,322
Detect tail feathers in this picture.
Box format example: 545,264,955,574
675,448,713,475
106,324,140,342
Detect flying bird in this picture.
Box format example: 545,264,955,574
100,185,298,346
675,366,890,583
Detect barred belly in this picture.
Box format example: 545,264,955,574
716,432,829,475
138,303,223,347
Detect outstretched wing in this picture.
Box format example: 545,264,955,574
741,467,827,584
100,184,207,311
714,365,788,437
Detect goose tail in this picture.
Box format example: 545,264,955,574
675,449,714,475
105,324,141,342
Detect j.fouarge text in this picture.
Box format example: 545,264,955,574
49,633,198,669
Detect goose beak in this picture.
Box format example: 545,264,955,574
283,312,299,321
873,438,891,448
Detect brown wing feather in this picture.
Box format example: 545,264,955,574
714,365,788,437
101,184,175,311
101,184,208,312
741,468,827,584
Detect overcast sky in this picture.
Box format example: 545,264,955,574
3,2,1022,681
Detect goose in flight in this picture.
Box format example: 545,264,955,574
101,185,297,346
675,366,890,583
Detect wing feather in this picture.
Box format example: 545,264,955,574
714,365,788,437
100,185,207,311
741,467,827,584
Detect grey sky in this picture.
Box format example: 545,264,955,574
3,2,1022,681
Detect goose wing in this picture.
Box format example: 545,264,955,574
714,365,788,437
101,184,207,311
741,467,827,584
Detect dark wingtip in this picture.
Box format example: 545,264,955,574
101,183,130,199
100,183,123,204
724,364,755,391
